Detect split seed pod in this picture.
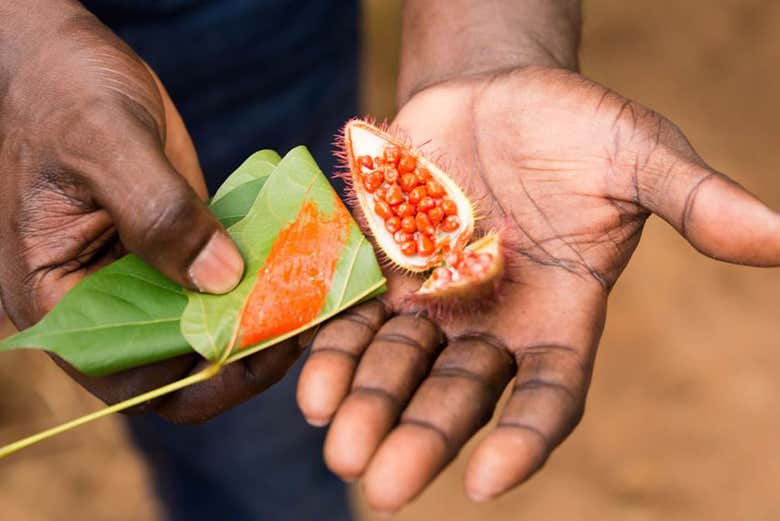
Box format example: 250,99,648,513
338,119,506,316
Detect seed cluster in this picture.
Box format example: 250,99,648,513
430,249,495,289
356,145,461,258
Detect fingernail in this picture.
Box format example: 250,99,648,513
466,489,492,503
189,232,244,294
305,416,331,428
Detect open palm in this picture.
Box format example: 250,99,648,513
298,67,780,512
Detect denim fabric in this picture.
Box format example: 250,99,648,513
80,1,359,520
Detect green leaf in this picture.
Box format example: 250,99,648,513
0,256,189,376
211,150,281,203
209,150,281,227
181,147,386,362
0,151,281,376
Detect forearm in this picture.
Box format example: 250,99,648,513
398,0,582,104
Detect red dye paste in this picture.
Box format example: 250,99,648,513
239,196,350,347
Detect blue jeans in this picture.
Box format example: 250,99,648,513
82,1,359,519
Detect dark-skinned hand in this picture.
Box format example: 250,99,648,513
297,67,780,512
0,0,301,423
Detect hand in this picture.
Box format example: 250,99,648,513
298,67,780,511
0,1,301,422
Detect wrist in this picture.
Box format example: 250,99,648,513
397,0,581,106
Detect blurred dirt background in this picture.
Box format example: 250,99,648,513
1,1,778,520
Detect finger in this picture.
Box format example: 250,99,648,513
323,314,443,480
155,338,303,424
360,334,515,513
144,62,208,199
466,344,591,502
642,161,779,267
297,300,389,426
93,133,244,294
463,273,603,502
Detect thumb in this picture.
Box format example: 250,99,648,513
641,159,780,267
95,143,244,294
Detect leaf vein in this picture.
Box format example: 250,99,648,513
334,234,366,308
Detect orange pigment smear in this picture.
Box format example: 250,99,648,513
238,196,351,348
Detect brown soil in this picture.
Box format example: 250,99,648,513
2,1,778,520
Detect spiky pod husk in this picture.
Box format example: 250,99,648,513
334,118,512,318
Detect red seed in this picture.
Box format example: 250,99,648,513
385,216,401,233
417,167,431,181
441,198,458,216
401,216,417,233
399,173,419,193
385,184,404,205
426,180,446,197
363,171,383,192
394,230,411,243
398,203,417,217
400,240,418,256
432,267,452,282
396,202,416,217
445,249,463,267
464,256,487,276
384,145,401,165
374,200,393,220
441,215,461,232
417,234,435,256
415,213,435,236
374,187,387,202
384,167,399,184
398,153,417,174
428,206,444,224
418,196,436,212
357,155,374,170
408,186,427,204
478,253,494,266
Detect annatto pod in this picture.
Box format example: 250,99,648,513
339,119,506,315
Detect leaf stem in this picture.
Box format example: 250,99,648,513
0,364,221,459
